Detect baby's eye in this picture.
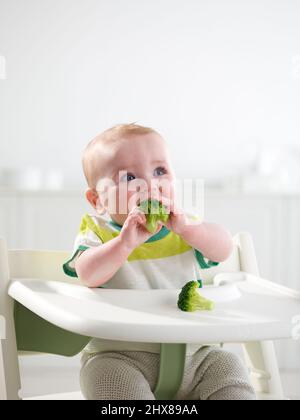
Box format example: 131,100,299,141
154,166,167,176
120,172,136,182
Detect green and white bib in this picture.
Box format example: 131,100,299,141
63,212,218,355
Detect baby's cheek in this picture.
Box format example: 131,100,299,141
127,191,140,212
111,186,133,215
104,186,119,213
158,177,175,198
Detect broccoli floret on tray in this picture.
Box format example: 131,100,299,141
177,281,214,312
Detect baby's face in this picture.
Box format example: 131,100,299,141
94,133,176,226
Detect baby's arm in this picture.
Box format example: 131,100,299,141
179,221,233,263
161,198,233,263
75,236,132,288
75,206,160,288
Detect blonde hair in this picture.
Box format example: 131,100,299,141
82,123,160,188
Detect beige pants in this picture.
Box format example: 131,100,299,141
80,346,256,400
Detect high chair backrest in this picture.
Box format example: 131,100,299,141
0,239,90,359
8,249,77,283
7,233,251,283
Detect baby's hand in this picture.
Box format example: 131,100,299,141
119,206,162,251
158,197,188,236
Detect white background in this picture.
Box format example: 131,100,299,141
1,0,300,186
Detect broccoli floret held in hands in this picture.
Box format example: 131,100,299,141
138,199,170,234
177,281,215,312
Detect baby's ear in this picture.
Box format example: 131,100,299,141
86,188,99,208
86,188,106,215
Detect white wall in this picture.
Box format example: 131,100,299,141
1,0,300,187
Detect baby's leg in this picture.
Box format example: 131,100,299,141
178,347,256,400
80,350,160,400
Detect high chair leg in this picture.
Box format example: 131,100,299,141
238,233,285,400
154,343,186,400
242,341,284,400
0,238,21,400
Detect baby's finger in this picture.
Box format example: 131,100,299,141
128,208,146,224
135,213,146,225
134,207,147,221
128,205,142,217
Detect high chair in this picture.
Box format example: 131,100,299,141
1,232,299,400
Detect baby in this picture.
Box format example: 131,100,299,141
63,123,256,400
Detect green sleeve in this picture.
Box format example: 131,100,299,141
194,248,219,270
62,245,89,278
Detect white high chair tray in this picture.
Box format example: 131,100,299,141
8,272,300,344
